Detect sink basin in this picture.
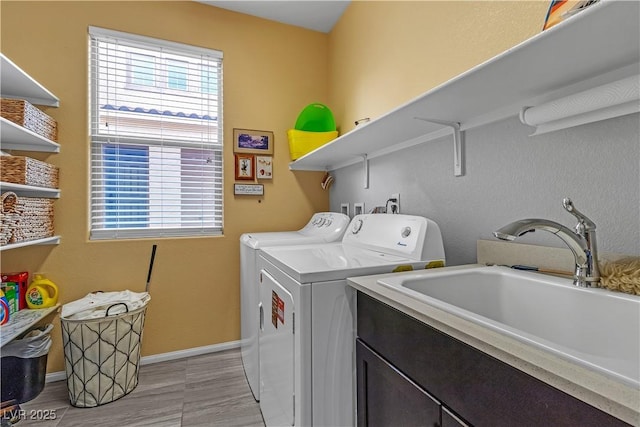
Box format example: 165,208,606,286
377,265,640,388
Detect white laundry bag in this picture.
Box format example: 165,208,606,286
62,291,150,320
60,291,151,407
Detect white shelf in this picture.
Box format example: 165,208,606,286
0,55,61,348
0,117,60,153
289,0,640,173
0,305,59,348
0,236,61,252
0,182,60,198
1,53,59,107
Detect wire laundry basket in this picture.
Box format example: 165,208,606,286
60,302,148,408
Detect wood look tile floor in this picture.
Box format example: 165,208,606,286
16,349,265,427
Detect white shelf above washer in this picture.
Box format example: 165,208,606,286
289,0,640,174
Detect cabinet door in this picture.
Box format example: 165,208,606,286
357,292,630,427
441,407,468,427
357,339,440,427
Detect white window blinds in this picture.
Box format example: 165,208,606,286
89,27,223,239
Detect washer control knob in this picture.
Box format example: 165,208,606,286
352,219,364,234
317,218,325,227
401,226,412,238
324,218,332,227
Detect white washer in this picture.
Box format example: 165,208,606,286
257,214,446,427
240,212,350,401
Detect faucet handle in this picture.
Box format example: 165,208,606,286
563,198,596,230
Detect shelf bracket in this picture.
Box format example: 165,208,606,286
414,117,465,177
362,154,369,189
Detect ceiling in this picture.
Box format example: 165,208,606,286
197,1,351,33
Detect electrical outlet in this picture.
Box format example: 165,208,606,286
340,203,350,217
354,202,364,216
390,193,400,214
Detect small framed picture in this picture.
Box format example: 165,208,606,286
235,154,255,180
233,128,274,155
234,183,264,196
256,156,273,179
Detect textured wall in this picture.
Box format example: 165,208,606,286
330,114,640,265
327,1,639,265
328,1,548,135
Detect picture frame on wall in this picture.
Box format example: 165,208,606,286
233,128,275,155
235,153,255,180
234,183,264,196
256,156,273,179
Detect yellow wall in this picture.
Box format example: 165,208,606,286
1,1,550,374
1,1,329,372
329,1,549,135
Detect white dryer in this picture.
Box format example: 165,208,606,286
257,214,446,427
240,212,350,401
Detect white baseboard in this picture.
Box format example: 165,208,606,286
45,340,241,383
139,340,240,366
46,371,67,383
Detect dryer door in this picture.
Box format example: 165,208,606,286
259,269,295,426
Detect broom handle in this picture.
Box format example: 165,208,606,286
146,244,157,292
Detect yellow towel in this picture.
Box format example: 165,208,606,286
598,257,640,295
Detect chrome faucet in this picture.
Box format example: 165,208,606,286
493,198,600,287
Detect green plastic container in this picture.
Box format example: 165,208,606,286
294,103,336,132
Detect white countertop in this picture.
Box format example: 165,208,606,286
348,265,640,426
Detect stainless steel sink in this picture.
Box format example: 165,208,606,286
377,265,640,388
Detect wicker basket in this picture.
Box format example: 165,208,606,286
1,156,59,189
0,192,54,246
16,197,54,242
1,98,58,142
1,192,20,245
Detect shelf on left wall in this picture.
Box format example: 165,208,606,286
0,53,59,107
0,305,60,348
1,52,61,253
0,182,60,198
0,236,61,252
0,117,61,153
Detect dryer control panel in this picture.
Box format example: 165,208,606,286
343,214,445,263
299,212,350,239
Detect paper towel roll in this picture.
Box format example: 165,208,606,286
520,75,640,134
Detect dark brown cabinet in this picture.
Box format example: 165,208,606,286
357,339,443,427
441,407,468,427
356,291,630,427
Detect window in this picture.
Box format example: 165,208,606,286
167,60,188,90
130,53,156,86
89,27,223,239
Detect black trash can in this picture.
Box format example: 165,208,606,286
1,324,53,403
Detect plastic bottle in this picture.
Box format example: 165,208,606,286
0,289,9,325
26,275,59,309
